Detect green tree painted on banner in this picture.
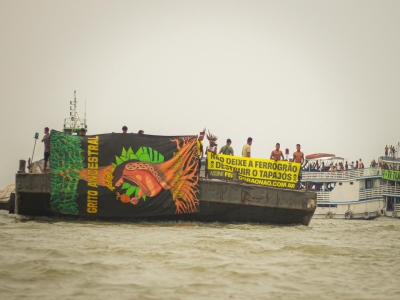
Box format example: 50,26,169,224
49,131,84,214
113,146,164,200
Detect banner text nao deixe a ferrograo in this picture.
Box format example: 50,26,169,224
207,153,301,189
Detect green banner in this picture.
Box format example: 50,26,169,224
382,169,400,181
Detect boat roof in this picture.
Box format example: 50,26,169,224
379,156,400,163
305,153,335,159
306,156,346,162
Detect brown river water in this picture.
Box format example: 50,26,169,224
0,210,399,300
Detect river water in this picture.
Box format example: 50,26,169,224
0,210,399,300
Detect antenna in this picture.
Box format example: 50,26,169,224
63,90,86,134
84,101,87,128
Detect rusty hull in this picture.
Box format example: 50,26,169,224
14,173,316,225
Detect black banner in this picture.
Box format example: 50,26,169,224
49,131,200,217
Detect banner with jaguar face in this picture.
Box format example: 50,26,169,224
49,131,199,217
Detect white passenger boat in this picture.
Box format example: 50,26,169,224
301,155,384,219
379,146,400,218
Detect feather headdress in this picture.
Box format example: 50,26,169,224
206,130,218,142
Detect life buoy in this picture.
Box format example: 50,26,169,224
363,211,370,220
326,212,333,219
345,211,352,219
392,211,398,218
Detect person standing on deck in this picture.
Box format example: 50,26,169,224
41,127,50,172
270,143,284,161
242,137,252,157
205,131,218,178
293,144,304,165
196,129,205,175
219,139,234,156
293,144,305,189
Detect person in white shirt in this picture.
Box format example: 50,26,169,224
205,131,218,178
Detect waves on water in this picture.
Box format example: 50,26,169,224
0,211,399,300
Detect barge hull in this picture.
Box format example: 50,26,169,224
14,174,316,225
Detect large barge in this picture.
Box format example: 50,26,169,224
8,91,316,225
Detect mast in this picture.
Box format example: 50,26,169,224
63,90,87,134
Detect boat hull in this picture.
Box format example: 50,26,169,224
314,199,384,220
13,173,317,225
382,210,400,219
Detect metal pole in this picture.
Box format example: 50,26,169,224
31,133,39,165
31,138,37,163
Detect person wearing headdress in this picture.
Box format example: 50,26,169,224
205,130,218,178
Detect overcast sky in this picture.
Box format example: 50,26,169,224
1,0,399,187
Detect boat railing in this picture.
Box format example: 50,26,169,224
359,187,382,200
315,191,330,202
381,184,400,195
315,187,382,203
302,167,381,181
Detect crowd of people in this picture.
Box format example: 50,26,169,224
195,129,304,165
305,159,370,172
380,145,399,170
384,144,397,157
195,129,304,188
45,125,392,176
381,163,399,170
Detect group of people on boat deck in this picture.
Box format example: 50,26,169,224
309,160,365,172
381,162,399,170
306,158,381,172
196,130,304,162
196,129,305,179
384,144,397,157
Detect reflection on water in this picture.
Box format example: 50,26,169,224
0,211,399,300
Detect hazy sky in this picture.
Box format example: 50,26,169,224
1,0,399,187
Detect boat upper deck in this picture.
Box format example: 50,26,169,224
302,167,381,182
379,156,400,164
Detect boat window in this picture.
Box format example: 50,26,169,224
339,182,342,186
366,179,371,189
350,182,354,185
